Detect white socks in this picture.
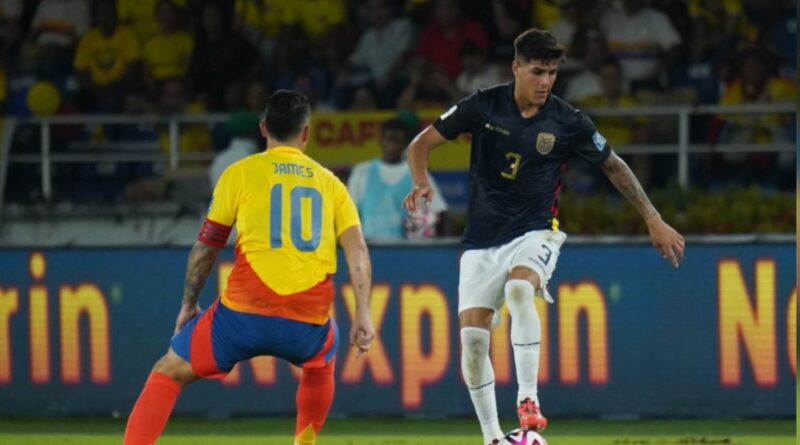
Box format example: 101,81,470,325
461,327,504,444
461,278,542,444
505,279,541,406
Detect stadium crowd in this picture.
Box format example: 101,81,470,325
1,0,796,206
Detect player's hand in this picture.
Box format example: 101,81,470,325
174,303,201,335
349,310,375,358
646,214,685,268
402,185,433,213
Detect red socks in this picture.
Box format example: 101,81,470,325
124,372,181,445
124,362,335,445
295,359,336,445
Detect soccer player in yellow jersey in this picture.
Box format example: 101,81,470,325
124,90,375,445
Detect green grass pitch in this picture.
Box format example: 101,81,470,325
0,417,793,444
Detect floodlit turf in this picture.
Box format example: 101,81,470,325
0,418,794,445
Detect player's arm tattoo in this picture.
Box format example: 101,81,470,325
182,241,221,306
600,151,659,220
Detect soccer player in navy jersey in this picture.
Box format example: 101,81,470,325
402,28,684,445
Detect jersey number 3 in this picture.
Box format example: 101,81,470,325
501,152,522,180
270,184,322,252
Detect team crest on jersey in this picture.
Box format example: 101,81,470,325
536,132,556,155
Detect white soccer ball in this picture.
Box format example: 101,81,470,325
500,429,548,445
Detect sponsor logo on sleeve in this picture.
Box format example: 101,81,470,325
592,131,607,151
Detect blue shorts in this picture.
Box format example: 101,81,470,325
170,299,338,378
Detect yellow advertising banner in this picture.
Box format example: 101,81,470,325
305,110,471,171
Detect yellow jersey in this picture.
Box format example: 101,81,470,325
579,94,646,146
118,0,188,43
73,26,140,85
142,31,193,80
199,146,360,324
720,78,796,143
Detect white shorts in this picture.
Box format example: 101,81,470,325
458,229,567,314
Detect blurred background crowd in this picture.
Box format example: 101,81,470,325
1,0,795,113
0,0,795,237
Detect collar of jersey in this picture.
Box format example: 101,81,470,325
266,145,304,156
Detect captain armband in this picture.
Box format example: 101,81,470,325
197,218,232,247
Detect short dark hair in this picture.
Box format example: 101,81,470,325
263,89,311,141
736,45,776,75
514,28,565,63
381,118,412,138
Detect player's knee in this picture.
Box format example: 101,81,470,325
151,351,195,386
151,354,179,375
461,327,490,355
505,279,535,307
303,360,335,377
508,266,541,287
460,327,490,385
459,307,494,329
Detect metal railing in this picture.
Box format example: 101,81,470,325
583,103,796,187
0,104,795,223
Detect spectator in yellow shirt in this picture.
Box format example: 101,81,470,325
156,79,213,158
686,0,756,44
125,79,212,204
714,46,795,188
142,0,193,90
580,57,651,185
579,57,647,146
233,0,344,66
719,47,795,144
118,0,187,44
284,0,346,38
74,0,140,112
233,0,291,64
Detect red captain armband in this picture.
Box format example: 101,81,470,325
197,218,232,247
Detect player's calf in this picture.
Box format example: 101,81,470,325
124,371,182,445
295,359,335,445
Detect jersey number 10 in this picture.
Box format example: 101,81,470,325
269,184,322,252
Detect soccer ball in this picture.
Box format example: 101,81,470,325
403,207,438,240
500,429,548,445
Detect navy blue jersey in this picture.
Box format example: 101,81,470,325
433,82,611,249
